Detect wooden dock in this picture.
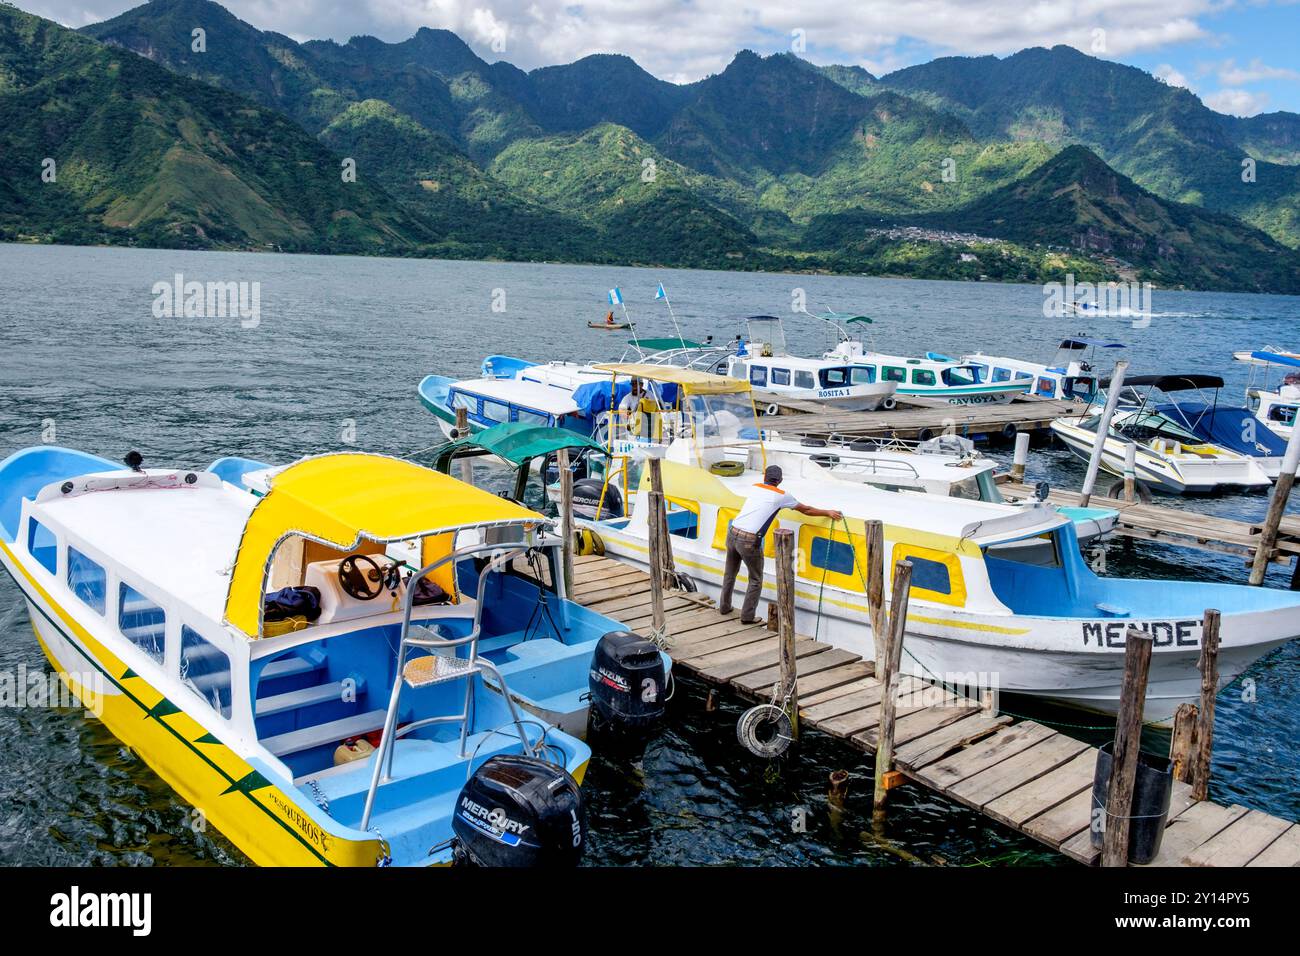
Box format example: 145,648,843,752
755,394,1078,443
568,554,1300,867
1000,479,1300,573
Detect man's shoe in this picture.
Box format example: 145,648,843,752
718,606,733,616
739,617,760,625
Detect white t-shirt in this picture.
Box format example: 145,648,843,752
732,483,798,536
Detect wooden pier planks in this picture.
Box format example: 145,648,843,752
762,397,1079,441
568,555,1298,867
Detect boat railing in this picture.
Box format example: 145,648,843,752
359,538,541,832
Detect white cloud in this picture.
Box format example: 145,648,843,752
1154,63,1191,89
1215,57,1300,85
20,0,1226,81
1203,87,1271,116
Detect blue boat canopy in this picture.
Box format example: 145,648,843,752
570,379,680,417
1060,338,1125,349
1157,403,1289,457
1251,350,1300,369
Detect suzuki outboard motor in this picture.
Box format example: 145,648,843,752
451,755,585,867
588,630,667,736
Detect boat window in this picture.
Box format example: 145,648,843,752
798,525,866,591
67,547,106,614
992,367,1012,383
820,368,849,388
27,518,57,575
810,537,855,575
666,497,700,540
850,366,877,385
749,366,768,387
771,368,791,386
942,367,979,387
451,391,477,415
908,557,951,594
180,626,232,719
119,582,165,665
481,398,511,423
911,369,936,386
949,476,981,500
883,366,906,383
794,370,815,390
1269,405,1297,425
514,406,550,426
1035,377,1056,397
891,545,966,605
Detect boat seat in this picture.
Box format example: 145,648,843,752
261,709,387,758
255,677,366,717
1096,603,1130,618
402,653,480,688
259,653,326,682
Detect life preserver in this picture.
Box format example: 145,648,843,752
737,704,793,758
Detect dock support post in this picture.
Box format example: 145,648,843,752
646,486,667,637
872,559,913,822
1169,702,1198,785
454,407,473,487
1079,359,1129,508
647,457,675,583
557,447,575,594
1101,626,1153,867
1249,425,1300,586
1192,609,1221,802
1123,442,1137,503
1010,431,1030,482
775,528,799,740
865,520,887,667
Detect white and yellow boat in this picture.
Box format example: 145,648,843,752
0,447,601,866
577,365,1300,724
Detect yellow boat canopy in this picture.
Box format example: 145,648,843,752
591,362,751,395
223,453,543,638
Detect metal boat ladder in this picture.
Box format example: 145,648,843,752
359,541,538,832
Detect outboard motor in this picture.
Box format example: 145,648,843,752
588,630,667,737
450,755,585,867
572,478,621,520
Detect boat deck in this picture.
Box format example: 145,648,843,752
568,554,1300,867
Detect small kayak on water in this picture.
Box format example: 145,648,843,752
589,321,633,330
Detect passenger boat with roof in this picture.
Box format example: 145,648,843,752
1233,348,1300,443
1051,375,1275,494
961,337,1125,403
571,365,1300,723
0,447,672,866
417,373,590,442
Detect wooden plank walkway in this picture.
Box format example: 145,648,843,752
569,553,1300,867
753,396,1077,442
1000,479,1300,567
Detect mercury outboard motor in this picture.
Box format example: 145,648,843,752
572,478,621,520
588,630,667,737
450,755,585,867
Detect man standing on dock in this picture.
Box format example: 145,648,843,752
719,465,843,623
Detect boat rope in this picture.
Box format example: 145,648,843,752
304,778,330,815
367,826,392,867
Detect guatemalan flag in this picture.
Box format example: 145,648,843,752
608,287,623,306
655,282,667,300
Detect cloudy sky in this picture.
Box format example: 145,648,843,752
23,0,1300,115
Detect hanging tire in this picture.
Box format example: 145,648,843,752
736,704,794,758
917,427,936,442
764,403,780,417
671,571,698,593
1001,423,1018,443
1106,478,1153,504
881,396,897,411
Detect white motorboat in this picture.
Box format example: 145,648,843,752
962,336,1125,403
1233,348,1300,442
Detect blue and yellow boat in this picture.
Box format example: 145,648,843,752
0,447,664,866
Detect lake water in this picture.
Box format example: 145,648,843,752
1,243,1298,866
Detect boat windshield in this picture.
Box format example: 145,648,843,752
745,317,787,357
686,391,760,449
942,366,983,386
1116,411,1200,444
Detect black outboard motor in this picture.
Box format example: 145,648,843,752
587,630,667,736
450,755,585,867
572,478,621,520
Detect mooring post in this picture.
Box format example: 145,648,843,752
646,488,667,635
865,519,887,668
454,406,473,486
1123,442,1138,503
1192,609,1221,802
1249,425,1300,586
1101,625,1154,867
1169,702,1198,785
872,559,913,821
1010,431,1030,482
647,456,675,583
557,447,575,594
1079,359,1129,508
774,528,799,740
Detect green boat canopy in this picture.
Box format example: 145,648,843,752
432,422,604,473
815,311,872,325
630,337,706,350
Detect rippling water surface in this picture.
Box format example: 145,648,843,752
1,243,1297,866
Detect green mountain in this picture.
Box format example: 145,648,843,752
0,3,425,251
884,46,1300,248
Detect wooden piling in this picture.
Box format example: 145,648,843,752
1079,359,1129,508
1123,441,1138,503
646,456,675,582
1010,431,1030,482
872,559,913,820
865,519,887,666
775,528,799,740
646,489,667,635
1169,702,1198,785
1249,425,1300,586
1192,609,1221,802
454,406,474,487
1101,626,1153,867
557,447,575,594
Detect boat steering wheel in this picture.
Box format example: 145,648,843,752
338,554,385,601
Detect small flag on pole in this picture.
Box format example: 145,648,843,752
655,282,667,300
608,287,623,306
